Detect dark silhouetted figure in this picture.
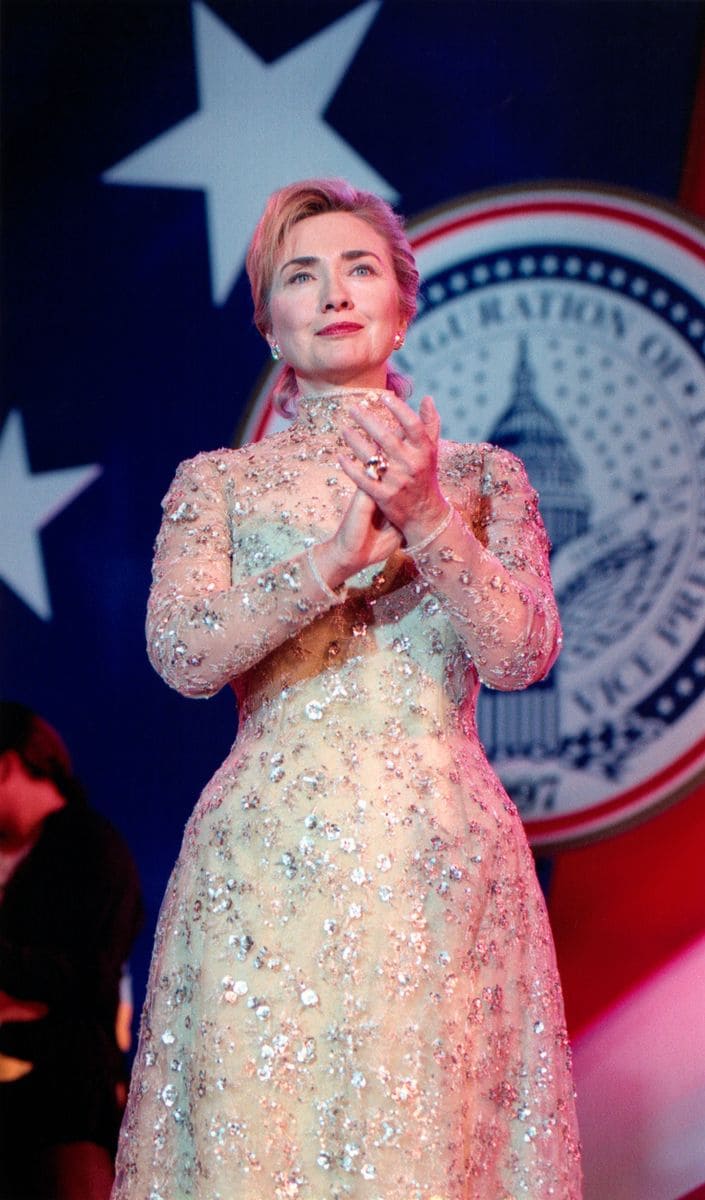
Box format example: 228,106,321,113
0,703,143,1200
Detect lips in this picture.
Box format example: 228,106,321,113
316,322,364,336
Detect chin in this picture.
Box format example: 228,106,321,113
307,353,388,389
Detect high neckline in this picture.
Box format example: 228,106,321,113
294,387,397,438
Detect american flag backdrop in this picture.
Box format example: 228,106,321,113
2,3,705,1196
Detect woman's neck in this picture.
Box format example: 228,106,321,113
295,386,397,438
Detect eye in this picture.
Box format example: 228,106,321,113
287,270,313,285
351,262,376,276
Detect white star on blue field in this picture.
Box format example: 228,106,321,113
103,1,395,306
0,411,101,620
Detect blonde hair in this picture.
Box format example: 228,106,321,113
245,179,419,415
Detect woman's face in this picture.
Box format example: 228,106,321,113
268,211,403,394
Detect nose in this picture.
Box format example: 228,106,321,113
322,293,352,311
321,272,352,312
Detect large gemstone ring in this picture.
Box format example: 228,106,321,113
364,454,389,481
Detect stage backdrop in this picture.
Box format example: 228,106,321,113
2,3,705,1197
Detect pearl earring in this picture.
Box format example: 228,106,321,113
393,331,405,350
270,342,282,361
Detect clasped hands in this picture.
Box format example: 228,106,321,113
315,393,450,588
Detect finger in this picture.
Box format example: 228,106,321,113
346,488,401,542
346,484,376,518
348,404,406,456
380,392,427,444
346,419,406,463
418,395,441,440
337,454,386,498
341,426,411,478
341,425,382,464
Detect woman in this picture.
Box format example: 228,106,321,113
113,179,581,1199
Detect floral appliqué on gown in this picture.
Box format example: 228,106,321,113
112,390,582,1200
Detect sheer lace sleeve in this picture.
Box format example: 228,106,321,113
146,453,343,698
413,444,561,691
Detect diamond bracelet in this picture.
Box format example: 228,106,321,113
404,504,453,557
305,545,347,605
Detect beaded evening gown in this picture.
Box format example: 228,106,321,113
113,389,581,1200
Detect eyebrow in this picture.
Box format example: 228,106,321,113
279,249,383,275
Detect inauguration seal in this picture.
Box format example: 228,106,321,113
241,185,705,847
